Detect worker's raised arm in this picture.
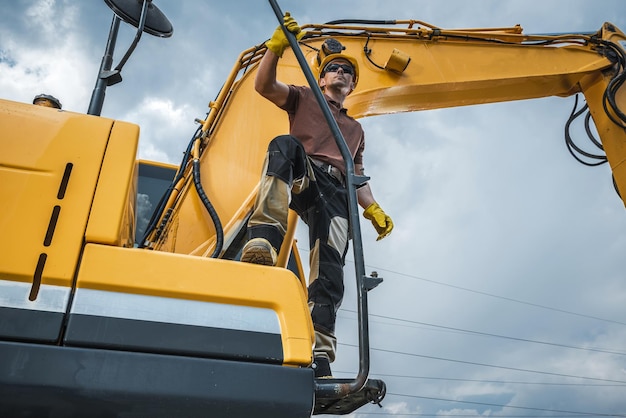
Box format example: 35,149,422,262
255,50,290,107
255,13,303,107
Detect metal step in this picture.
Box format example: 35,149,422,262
313,378,386,415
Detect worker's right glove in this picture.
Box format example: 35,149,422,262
266,12,304,58
363,202,394,241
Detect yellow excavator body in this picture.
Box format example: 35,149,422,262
1,14,626,418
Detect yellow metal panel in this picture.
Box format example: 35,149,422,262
76,243,314,366
326,37,610,117
0,100,112,287
155,29,620,256
86,121,140,246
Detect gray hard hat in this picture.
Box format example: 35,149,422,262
33,94,62,109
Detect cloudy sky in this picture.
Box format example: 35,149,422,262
3,1,626,417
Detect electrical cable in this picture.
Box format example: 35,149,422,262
340,372,626,387
385,393,626,418
338,310,626,356
356,414,609,418
299,244,626,327
363,33,386,70
361,263,626,327
339,342,626,384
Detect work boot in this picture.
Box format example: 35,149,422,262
240,238,277,266
312,357,332,378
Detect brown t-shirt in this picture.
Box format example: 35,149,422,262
280,85,364,175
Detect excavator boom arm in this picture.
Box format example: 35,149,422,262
155,20,626,259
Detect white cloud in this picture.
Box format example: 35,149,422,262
122,97,198,163
24,0,77,34
0,0,92,110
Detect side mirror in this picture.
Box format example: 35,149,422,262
87,0,173,116
104,0,172,37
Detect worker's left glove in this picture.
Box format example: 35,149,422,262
363,202,393,241
265,12,304,57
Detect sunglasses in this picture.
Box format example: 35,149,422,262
323,63,354,75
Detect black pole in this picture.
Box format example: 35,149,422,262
88,0,152,116
87,15,120,115
267,0,372,397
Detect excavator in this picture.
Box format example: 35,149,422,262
1,0,625,416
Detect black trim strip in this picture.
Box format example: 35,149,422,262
43,205,60,246
29,253,47,301
0,341,314,418
64,314,284,364
57,162,73,199
0,306,63,342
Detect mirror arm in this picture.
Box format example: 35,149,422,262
87,14,121,115
113,0,150,72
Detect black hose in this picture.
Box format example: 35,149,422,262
563,94,624,199
192,158,224,258
363,33,385,70
324,19,396,25
564,96,607,167
599,40,626,127
138,128,198,248
584,111,604,151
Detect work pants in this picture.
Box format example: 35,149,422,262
247,135,350,362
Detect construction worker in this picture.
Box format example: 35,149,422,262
240,13,393,378
33,94,62,109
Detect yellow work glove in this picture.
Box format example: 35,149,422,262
265,12,304,57
363,203,394,241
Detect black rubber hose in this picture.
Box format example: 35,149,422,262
193,158,224,258
564,99,607,166
138,128,198,248
323,19,396,25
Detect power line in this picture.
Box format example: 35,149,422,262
355,414,604,418
367,265,626,327
297,245,626,327
338,309,626,356
385,393,626,418
332,371,626,387
339,343,626,384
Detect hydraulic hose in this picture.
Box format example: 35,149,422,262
324,19,396,25
139,128,197,248
564,97,607,166
192,138,224,259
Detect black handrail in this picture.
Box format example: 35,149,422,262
267,0,373,398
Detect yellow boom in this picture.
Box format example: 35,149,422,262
149,20,626,261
